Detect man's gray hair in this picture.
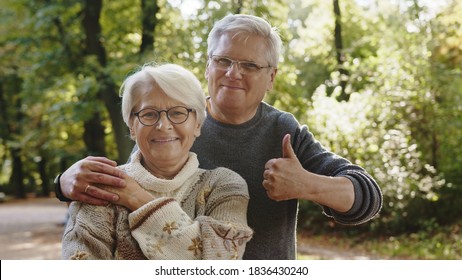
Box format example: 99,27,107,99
207,14,282,68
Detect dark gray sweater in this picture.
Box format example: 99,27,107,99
191,102,382,260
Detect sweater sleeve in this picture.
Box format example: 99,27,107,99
293,124,383,225
128,168,253,260
61,202,116,259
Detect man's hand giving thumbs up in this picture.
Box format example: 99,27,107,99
262,134,355,213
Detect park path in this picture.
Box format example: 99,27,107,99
0,197,374,260
0,197,67,260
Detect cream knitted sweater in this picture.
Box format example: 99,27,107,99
62,152,253,260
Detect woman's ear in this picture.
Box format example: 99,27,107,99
194,122,202,138
130,127,136,140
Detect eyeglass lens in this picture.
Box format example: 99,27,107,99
212,56,265,74
135,106,191,126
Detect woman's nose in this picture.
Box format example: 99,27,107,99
156,113,172,130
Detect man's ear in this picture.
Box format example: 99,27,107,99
267,68,278,91
271,68,278,82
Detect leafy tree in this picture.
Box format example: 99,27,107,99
426,0,462,224
296,0,461,233
1,0,460,236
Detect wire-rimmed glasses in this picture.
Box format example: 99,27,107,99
210,55,272,74
133,106,194,126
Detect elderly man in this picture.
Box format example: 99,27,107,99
55,14,382,259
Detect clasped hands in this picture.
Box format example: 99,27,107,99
61,134,307,208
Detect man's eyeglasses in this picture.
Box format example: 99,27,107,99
133,106,194,126
210,55,272,74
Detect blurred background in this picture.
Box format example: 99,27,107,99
1,0,461,259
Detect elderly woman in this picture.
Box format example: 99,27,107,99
62,63,253,260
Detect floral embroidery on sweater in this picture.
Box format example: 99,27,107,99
163,222,179,235
212,224,252,260
151,239,166,255
70,250,89,260
188,237,203,256
197,186,212,205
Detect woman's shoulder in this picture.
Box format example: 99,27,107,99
69,201,119,215
207,166,246,181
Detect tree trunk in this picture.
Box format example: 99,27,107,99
10,148,25,198
140,0,159,54
10,94,24,199
99,76,134,162
82,111,107,156
81,0,135,162
82,0,106,65
80,0,107,156
0,80,7,154
1,75,26,198
235,0,243,14
333,0,349,101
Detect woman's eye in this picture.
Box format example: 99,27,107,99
142,112,157,119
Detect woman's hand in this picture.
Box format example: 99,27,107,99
102,174,155,211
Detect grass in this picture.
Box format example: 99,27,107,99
297,222,461,260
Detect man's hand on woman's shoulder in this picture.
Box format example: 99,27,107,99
60,156,126,205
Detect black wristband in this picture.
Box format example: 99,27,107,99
54,173,72,202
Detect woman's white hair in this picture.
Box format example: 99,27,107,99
120,63,206,127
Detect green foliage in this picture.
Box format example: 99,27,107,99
297,87,446,233
276,0,462,234
1,0,461,240
298,220,462,259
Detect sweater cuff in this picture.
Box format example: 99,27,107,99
322,175,362,219
128,197,177,230
54,173,72,202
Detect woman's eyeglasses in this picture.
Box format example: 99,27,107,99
133,106,194,126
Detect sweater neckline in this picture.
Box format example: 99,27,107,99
126,150,200,193
205,97,264,129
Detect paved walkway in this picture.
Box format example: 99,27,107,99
0,197,67,260
0,197,373,260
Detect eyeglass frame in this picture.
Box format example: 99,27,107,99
209,55,273,74
132,106,195,126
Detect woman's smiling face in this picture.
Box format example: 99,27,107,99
130,82,201,176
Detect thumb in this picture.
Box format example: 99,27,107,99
282,134,296,159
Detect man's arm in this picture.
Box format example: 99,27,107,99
263,134,355,212
263,133,382,224
56,156,126,205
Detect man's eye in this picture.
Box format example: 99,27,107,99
217,58,232,66
242,62,259,70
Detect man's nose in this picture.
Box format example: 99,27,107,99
226,62,243,79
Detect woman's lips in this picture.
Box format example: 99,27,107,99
151,137,178,143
